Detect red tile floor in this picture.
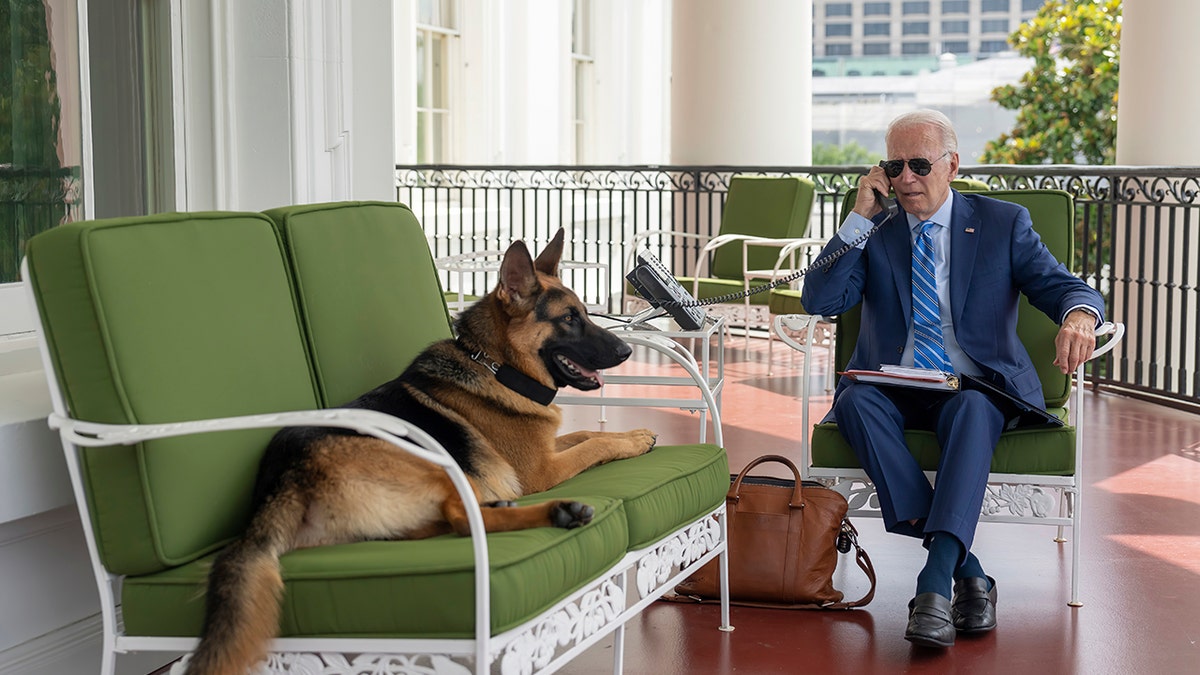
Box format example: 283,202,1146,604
557,332,1200,675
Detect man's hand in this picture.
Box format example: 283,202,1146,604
853,165,893,219
1053,309,1098,374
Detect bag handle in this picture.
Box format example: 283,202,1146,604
727,453,805,508
822,519,877,609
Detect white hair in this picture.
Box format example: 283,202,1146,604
886,109,958,154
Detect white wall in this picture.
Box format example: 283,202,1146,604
393,0,672,165
176,0,395,211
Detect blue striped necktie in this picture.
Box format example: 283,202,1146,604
912,219,953,372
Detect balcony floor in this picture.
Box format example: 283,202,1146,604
557,331,1200,675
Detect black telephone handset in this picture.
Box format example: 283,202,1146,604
873,188,899,219
627,185,903,313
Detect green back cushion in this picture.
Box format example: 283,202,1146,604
709,175,816,280
26,213,320,575
262,202,453,407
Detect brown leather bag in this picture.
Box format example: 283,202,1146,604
672,454,876,609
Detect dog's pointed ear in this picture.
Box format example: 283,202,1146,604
533,228,565,277
498,239,540,305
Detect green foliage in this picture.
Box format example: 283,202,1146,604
812,140,876,166
1,0,67,282
981,0,1121,165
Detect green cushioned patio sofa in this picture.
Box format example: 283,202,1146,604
22,201,731,675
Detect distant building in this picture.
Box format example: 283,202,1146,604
813,0,1042,74
810,0,1043,160
812,52,1032,161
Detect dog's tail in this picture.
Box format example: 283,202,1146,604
183,489,306,675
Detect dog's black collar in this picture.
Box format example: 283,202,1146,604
457,339,556,406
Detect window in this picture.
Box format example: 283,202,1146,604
826,23,853,37
980,39,1010,53
825,44,852,56
902,41,931,55
982,0,1011,12
942,0,969,13
863,42,891,55
864,2,892,16
942,40,969,54
571,0,593,163
864,23,891,37
903,21,930,35
1022,0,1046,10
981,19,1011,34
942,20,969,34
416,0,458,163
826,3,852,17
902,1,930,14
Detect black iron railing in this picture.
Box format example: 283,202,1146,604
397,165,1200,411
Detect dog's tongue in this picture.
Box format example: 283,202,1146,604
572,359,603,386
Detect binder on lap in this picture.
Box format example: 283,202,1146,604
959,373,1065,431
840,367,1065,431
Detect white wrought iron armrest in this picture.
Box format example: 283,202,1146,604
743,237,829,284
49,405,496,649
434,249,508,272
1088,321,1124,361
685,234,813,291
50,407,450,465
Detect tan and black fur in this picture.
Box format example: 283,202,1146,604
184,229,656,675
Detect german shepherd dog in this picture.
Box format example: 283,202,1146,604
184,228,657,675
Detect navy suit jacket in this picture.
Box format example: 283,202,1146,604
800,190,1105,409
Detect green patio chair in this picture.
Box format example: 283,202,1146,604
774,188,1124,607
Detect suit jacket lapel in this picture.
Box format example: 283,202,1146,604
949,191,981,324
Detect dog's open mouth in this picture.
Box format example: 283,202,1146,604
554,353,604,390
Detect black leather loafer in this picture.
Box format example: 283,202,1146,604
951,575,997,633
905,593,956,648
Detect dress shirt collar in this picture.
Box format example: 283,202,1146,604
906,192,955,236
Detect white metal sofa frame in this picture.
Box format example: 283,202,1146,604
22,256,733,675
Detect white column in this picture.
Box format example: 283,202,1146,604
1115,0,1200,164
1112,0,1198,391
670,0,812,165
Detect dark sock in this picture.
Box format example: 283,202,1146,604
954,551,988,585
915,533,963,600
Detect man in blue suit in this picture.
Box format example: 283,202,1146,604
800,110,1104,648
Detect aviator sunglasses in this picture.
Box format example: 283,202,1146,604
879,151,950,178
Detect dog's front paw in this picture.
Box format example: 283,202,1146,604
628,428,657,455
549,500,594,529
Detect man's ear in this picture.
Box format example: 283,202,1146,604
533,228,565,277
498,239,540,306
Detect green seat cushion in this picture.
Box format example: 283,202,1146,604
811,411,1076,475
768,287,807,315
25,213,320,575
534,443,728,549
122,496,628,639
263,201,454,407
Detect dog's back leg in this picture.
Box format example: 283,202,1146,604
438,475,594,535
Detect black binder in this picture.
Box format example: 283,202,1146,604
959,373,1065,431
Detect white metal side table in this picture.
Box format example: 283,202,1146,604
557,314,726,446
